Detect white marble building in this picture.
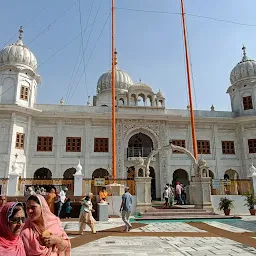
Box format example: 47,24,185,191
0,29,256,199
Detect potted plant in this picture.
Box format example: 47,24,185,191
219,197,233,215
244,191,256,215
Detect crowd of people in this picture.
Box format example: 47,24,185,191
24,186,71,219
0,193,71,255
163,182,187,207
0,185,134,255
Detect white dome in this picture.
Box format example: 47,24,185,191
0,27,37,71
97,69,133,94
130,81,153,92
230,46,256,85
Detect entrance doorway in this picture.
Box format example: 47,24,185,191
149,167,156,200
172,169,189,186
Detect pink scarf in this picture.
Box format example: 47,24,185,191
0,202,26,256
21,195,71,256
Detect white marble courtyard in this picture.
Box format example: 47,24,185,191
62,217,256,255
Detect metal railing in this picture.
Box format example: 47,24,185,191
127,147,152,158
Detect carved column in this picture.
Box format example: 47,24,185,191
83,120,91,178
6,113,16,176
117,121,125,178
159,122,167,194
213,124,221,178
238,124,247,178
24,116,32,179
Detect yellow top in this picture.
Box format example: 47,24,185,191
99,190,108,202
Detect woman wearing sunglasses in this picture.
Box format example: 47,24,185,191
21,194,71,256
0,202,26,255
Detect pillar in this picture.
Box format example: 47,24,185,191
7,173,19,196
252,171,256,196
134,177,152,212
73,159,84,196
190,176,212,210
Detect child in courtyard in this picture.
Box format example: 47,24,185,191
65,198,72,218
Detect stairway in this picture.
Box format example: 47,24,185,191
135,202,240,220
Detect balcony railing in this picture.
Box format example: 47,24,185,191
127,147,152,158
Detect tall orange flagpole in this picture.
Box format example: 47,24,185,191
180,0,198,159
111,0,117,180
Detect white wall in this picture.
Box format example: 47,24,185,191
211,195,250,215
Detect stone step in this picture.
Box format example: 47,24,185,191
135,215,241,220
141,211,215,216
146,208,210,213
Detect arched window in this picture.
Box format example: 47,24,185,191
92,168,109,179
137,93,145,106
63,168,76,180
34,168,52,180
127,133,153,157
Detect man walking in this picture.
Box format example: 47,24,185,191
57,187,68,217
120,187,133,232
176,182,184,205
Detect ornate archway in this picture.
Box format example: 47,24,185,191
34,168,52,180
92,168,109,179
63,168,76,180
224,169,239,180
127,132,153,157
172,169,189,186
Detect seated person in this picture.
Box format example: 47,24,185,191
99,187,111,203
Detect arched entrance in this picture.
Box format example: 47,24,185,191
127,132,153,157
63,168,76,180
92,168,109,179
127,166,156,200
172,169,189,186
149,167,156,200
34,168,52,180
224,169,239,179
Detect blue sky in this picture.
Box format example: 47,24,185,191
0,0,255,110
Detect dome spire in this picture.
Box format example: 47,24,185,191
114,48,118,69
19,26,23,40
16,26,24,46
242,45,248,62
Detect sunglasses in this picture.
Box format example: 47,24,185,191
9,217,26,224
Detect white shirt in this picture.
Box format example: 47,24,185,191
84,200,92,213
59,190,66,203
163,189,169,198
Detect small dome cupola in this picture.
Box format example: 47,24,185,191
230,46,256,85
96,69,133,94
0,26,38,71
129,81,153,93
96,51,133,95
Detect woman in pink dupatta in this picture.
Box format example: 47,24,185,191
0,202,26,256
21,194,71,256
